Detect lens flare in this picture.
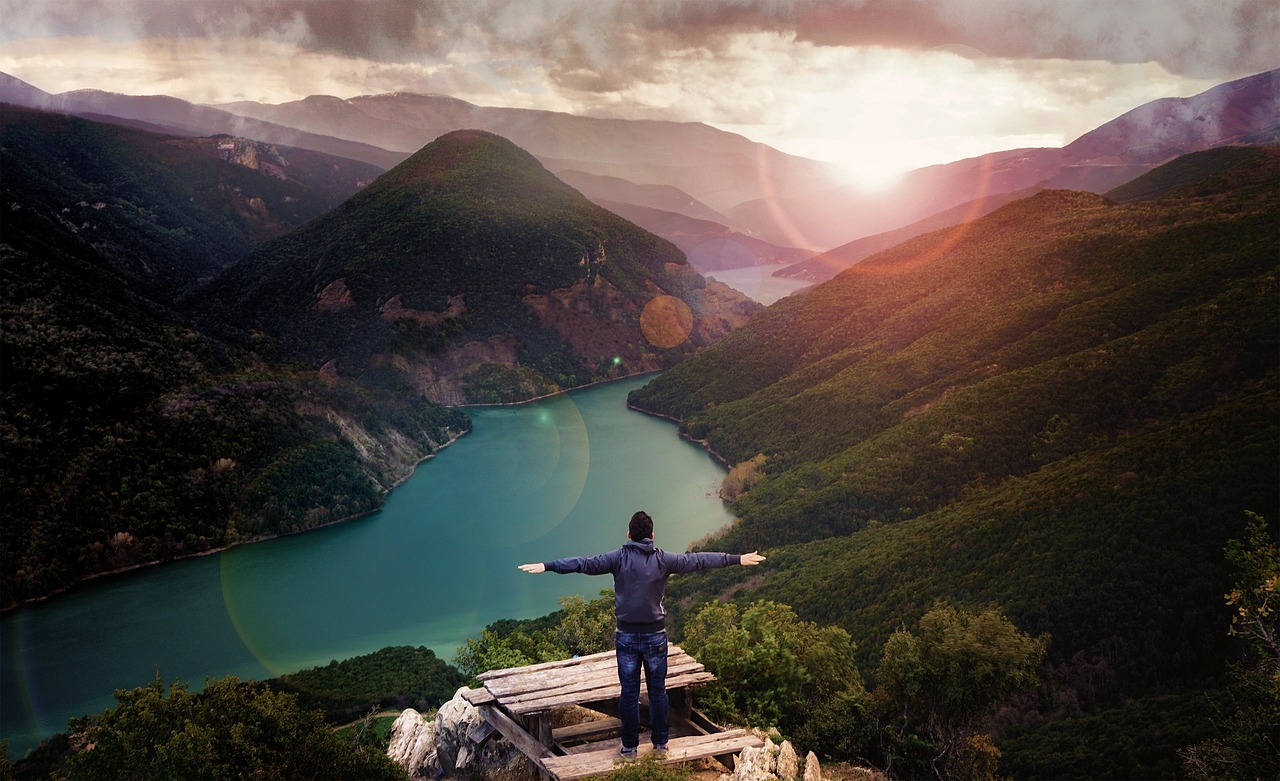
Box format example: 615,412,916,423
640,295,694,349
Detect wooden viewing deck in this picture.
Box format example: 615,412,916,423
460,646,763,781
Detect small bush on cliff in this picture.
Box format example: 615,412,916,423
455,591,616,678
681,600,864,734
874,603,1047,780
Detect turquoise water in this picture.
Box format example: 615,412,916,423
0,375,734,757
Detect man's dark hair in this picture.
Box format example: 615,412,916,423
629,511,653,541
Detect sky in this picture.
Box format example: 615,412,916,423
1,0,1276,190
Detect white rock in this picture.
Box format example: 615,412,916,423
776,740,799,780
386,688,535,781
803,751,822,781
386,709,438,781
731,741,778,781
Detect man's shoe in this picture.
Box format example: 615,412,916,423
653,744,669,756
619,747,638,759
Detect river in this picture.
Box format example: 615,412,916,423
0,374,734,758
704,263,812,305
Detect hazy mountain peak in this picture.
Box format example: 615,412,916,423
376,128,559,195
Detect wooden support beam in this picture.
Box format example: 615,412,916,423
478,705,552,762
552,717,623,742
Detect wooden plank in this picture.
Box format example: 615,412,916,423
479,646,696,686
487,658,706,701
478,649,618,681
467,721,498,746
482,651,702,699
541,730,764,781
689,707,722,735
478,705,553,762
507,672,717,715
487,657,707,702
552,717,623,742
462,687,498,706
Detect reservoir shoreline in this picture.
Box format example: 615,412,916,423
2,371,664,616
2,375,737,758
0,428,469,617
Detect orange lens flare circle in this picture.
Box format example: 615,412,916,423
640,295,694,349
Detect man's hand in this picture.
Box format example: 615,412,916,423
740,551,765,566
518,562,546,574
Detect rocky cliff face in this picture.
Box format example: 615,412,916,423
387,688,533,781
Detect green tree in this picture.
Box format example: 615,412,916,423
456,592,618,679
62,674,404,780
555,590,617,657
874,603,1047,780
681,600,863,733
1181,512,1280,781
454,627,564,680
1222,511,1279,664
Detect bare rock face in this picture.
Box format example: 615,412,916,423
776,740,799,780
387,687,535,781
729,736,778,781
386,709,438,780
802,751,822,781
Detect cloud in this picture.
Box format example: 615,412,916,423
3,0,1274,82
0,0,1260,188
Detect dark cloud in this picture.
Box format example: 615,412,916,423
791,0,1278,78
3,0,1274,80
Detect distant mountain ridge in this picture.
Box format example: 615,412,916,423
5,69,1273,260
198,129,760,404
210,91,844,215
730,68,1280,249
0,72,405,169
1062,67,1280,165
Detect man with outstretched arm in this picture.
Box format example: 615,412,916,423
518,510,765,759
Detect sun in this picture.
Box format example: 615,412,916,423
835,153,911,193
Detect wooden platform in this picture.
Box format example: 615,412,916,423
463,646,762,780
543,730,762,781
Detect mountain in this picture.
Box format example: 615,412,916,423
1061,67,1280,165
211,91,846,215
543,170,816,273
553,169,741,228
771,188,1035,283
198,130,761,405
0,72,405,170
1,109,470,608
13,69,1272,258
0,103,385,298
628,147,1278,764
728,69,1280,250
593,200,815,273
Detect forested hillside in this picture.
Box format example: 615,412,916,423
198,130,759,404
0,109,467,608
0,104,383,298
630,146,1279,736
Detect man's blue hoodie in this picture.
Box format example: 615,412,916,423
544,539,741,633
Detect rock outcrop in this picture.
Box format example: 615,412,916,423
721,736,885,781
387,688,534,781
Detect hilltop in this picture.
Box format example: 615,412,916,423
199,130,759,404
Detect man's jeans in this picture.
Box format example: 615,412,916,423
615,630,669,749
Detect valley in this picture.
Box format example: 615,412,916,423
0,60,1276,780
